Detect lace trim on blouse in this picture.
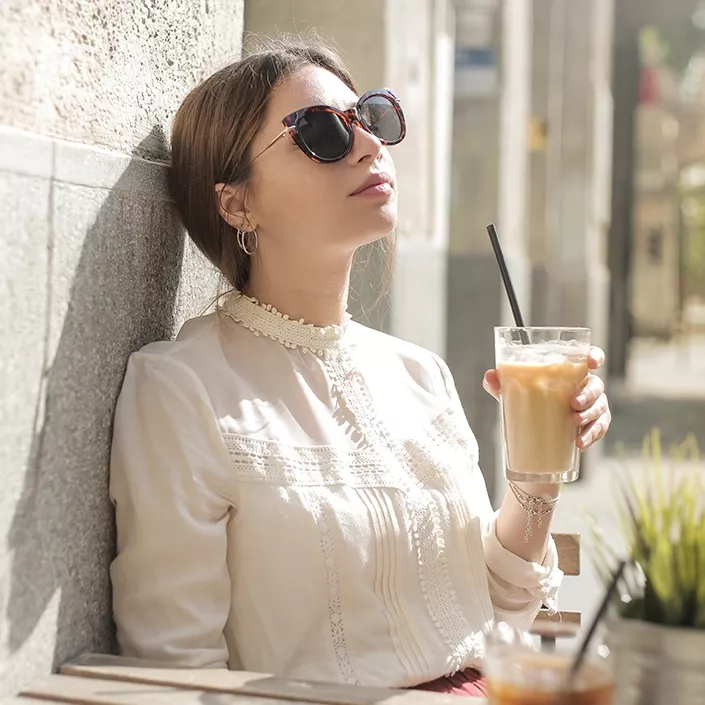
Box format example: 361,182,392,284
219,292,349,357
322,349,479,673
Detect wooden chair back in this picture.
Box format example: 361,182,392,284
530,532,581,649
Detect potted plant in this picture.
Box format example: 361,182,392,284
588,430,705,705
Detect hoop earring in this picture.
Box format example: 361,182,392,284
236,228,258,256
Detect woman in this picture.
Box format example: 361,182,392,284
110,39,611,697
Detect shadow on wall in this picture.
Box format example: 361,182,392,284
7,127,185,671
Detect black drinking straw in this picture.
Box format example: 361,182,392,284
557,559,629,703
486,223,530,344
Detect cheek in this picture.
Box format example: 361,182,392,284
251,148,400,241
257,160,343,229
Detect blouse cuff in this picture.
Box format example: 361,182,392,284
482,511,563,614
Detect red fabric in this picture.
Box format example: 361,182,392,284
411,667,487,697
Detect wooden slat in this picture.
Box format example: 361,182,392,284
530,622,580,640
532,627,579,640
531,609,581,639
60,655,483,705
553,533,580,576
534,609,581,625
22,674,257,705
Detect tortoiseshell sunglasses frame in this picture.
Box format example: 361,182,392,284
250,88,406,164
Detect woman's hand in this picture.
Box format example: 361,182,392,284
482,346,611,451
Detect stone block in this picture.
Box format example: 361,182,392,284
0,165,52,696
0,129,218,696
0,0,245,159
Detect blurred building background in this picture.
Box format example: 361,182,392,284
3,0,705,694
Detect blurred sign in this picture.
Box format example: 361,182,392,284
529,117,548,152
456,6,494,46
454,47,497,97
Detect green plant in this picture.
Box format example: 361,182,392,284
587,430,705,629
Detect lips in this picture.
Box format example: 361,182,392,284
350,172,394,196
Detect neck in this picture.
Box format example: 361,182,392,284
245,251,353,328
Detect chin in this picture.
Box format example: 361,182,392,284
354,203,398,246
356,223,396,249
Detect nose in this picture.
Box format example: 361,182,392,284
345,121,383,165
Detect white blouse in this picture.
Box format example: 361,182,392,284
109,292,562,688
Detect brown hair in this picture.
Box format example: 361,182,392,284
169,36,360,291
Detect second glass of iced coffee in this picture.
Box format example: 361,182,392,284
495,327,591,483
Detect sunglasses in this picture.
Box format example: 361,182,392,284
250,88,406,164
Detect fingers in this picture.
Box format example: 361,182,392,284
572,370,611,449
572,373,605,411
587,346,606,371
577,398,612,449
483,369,500,400
573,392,609,427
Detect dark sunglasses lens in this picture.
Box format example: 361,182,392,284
297,111,351,160
359,95,403,144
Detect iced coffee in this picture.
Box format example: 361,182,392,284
495,327,591,483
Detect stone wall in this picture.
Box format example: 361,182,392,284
0,1,244,694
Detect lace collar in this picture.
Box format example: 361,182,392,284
219,292,350,357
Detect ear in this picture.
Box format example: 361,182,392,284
214,183,257,231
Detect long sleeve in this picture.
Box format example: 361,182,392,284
433,354,562,629
482,517,561,627
110,350,233,668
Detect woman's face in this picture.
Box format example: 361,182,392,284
245,65,399,260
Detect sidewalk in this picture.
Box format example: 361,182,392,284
622,334,705,399
605,333,705,454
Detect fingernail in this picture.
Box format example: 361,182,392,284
576,393,587,406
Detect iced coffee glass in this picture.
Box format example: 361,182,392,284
495,327,591,483
485,622,615,705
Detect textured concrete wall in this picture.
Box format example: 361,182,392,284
0,1,243,695
1,1,243,159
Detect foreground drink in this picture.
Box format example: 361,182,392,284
495,327,591,483
486,652,615,705
485,622,615,705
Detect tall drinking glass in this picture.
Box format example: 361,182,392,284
495,327,591,484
